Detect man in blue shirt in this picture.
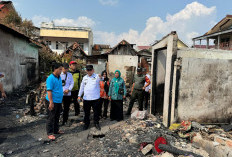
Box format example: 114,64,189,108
46,63,63,140
78,65,101,130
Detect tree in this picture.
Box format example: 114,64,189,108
21,19,36,37
3,10,22,26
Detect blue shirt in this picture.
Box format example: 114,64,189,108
46,74,63,103
78,73,100,100
61,72,74,96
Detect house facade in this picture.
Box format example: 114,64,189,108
0,24,40,92
193,14,232,50
40,21,93,55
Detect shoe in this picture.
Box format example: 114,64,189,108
94,123,101,130
83,124,89,130
48,134,56,140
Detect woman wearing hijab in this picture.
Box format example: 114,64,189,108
108,70,126,121
99,70,110,119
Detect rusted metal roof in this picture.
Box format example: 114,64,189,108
137,46,151,51
106,39,138,55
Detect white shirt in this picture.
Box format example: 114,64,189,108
145,74,151,92
78,73,100,100
60,72,74,96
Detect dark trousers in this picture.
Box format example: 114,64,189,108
110,100,123,121
99,98,109,117
83,99,100,126
62,96,71,123
127,89,144,114
71,90,80,115
46,100,62,135
144,91,150,110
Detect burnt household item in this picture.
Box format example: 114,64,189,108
222,124,232,132
154,137,167,153
26,91,37,116
158,144,203,157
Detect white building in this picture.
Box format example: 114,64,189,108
40,21,93,55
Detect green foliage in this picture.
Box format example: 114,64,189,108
3,10,22,26
39,47,62,74
21,19,36,37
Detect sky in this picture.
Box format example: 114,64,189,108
9,0,232,46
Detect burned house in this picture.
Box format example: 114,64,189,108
0,24,40,92
107,40,138,86
137,46,152,73
61,42,109,74
62,42,88,63
150,31,232,127
193,14,232,50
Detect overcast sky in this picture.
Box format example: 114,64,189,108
10,0,232,46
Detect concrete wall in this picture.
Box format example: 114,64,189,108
0,29,39,92
176,48,232,123
92,63,106,75
108,55,138,78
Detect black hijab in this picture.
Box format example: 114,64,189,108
101,70,109,94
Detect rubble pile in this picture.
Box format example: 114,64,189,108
24,82,47,116
76,114,209,157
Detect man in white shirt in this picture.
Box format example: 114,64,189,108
78,65,101,130
61,63,74,125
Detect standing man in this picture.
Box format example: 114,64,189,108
69,61,82,116
61,63,74,126
78,65,101,130
0,73,7,99
126,67,150,115
46,63,64,140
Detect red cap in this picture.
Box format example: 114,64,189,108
69,61,77,65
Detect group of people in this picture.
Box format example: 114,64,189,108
45,61,150,140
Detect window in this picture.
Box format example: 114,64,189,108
56,41,59,49
46,41,51,46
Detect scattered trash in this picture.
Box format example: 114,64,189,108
6,150,13,155
212,141,220,146
141,144,153,155
42,149,50,153
139,142,148,151
0,153,4,157
158,144,203,157
154,137,167,153
192,122,208,132
131,110,148,120
16,115,20,119
38,138,43,141
222,124,232,132
160,152,174,157
169,123,181,131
